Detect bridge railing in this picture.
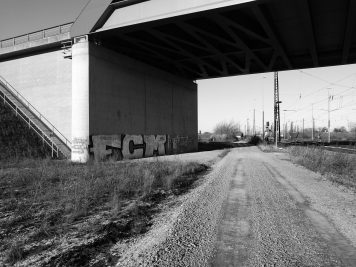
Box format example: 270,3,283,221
0,75,71,147
0,22,73,49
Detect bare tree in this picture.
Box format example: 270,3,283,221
213,121,240,136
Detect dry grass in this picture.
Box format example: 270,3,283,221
1,158,206,223
0,158,207,265
5,240,26,265
287,146,356,190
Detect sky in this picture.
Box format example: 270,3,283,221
198,65,356,133
1,1,356,134
0,0,89,40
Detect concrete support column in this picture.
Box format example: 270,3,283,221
71,36,90,162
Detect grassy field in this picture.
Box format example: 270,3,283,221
0,158,208,266
259,144,356,190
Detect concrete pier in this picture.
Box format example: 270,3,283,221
71,37,90,162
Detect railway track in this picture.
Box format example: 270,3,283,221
280,141,356,154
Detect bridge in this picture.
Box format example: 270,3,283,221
0,0,355,162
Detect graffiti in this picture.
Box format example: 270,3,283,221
144,135,166,157
91,135,121,161
122,135,144,159
89,134,172,161
72,137,88,154
88,134,195,161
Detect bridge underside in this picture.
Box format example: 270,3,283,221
93,0,356,79
2,0,356,162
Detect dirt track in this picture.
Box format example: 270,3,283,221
117,147,356,266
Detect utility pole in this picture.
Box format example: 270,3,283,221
262,76,266,141
262,110,265,140
253,108,256,135
290,121,294,140
274,72,281,147
312,104,314,141
328,89,332,143
302,118,304,140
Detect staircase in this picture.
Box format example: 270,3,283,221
0,76,71,159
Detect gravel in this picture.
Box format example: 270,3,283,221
115,149,234,266
213,147,356,266
115,147,356,266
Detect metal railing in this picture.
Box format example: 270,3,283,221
0,22,73,49
0,89,60,158
0,75,71,148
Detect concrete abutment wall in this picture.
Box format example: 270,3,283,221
0,49,72,140
72,38,198,162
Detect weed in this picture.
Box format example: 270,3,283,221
5,240,26,264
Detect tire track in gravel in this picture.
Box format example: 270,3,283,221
211,147,354,267
264,163,356,266
211,158,251,266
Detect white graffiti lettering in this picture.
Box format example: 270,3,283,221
72,138,88,154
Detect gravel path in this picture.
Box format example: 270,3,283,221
116,149,233,266
116,147,356,266
212,147,356,266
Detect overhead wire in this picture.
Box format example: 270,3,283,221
285,71,356,110
279,70,356,130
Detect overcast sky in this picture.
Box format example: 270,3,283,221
1,0,355,133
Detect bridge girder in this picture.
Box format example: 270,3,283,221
91,0,356,80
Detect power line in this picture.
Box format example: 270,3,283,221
281,71,356,132
298,70,356,90
291,86,356,113
285,71,356,111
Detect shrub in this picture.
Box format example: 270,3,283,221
249,135,262,145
